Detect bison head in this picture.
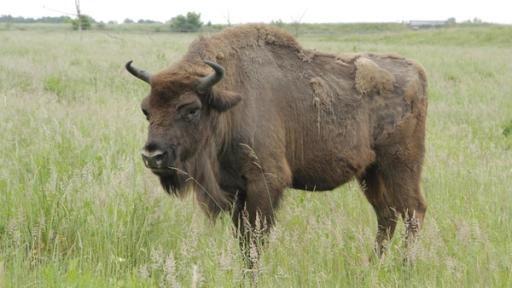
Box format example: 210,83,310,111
126,60,241,193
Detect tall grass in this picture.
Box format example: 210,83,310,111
1,25,511,287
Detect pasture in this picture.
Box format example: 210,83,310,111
1,24,511,287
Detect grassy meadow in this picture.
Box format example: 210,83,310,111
0,24,511,287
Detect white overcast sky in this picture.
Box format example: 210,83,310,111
1,0,511,24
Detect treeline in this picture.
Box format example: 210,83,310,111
0,15,72,23
1,12,206,33
3,13,496,35
0,14,163,24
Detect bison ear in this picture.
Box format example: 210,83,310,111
207,89,242,112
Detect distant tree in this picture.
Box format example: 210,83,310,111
124,18,134,24
74,0,82,31
447,17,456,25
225,11,231,26
291,10,307,37
169,12,203,32
271,19,285,28
137,19,160,24
96,21,106,30
71,15,94,30
0,15,13,23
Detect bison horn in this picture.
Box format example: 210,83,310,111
197,60,225,94
125,60,152,83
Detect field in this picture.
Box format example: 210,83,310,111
1,24,511,287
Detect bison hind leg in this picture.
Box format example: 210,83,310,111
358,164,399,257
360,150,427,262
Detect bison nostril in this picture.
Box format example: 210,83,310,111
141,149,168,168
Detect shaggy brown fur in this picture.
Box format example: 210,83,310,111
132,25,428,258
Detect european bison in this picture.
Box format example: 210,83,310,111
126,25,428,258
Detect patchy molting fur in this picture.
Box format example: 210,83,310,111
141,25,428,256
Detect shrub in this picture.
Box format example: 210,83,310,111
71,15,94,30
96,22,106,30
503,120,512,137
169,12,203,32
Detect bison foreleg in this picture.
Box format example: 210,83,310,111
233,156,292,268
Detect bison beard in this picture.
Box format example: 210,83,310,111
127,24,428,265
155,169,184,194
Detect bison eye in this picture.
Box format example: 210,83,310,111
183,107,201,122
177,103,201,122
